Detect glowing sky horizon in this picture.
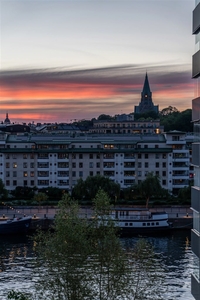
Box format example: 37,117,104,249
0,0,195,124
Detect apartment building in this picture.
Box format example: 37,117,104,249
0,131,191,195
191,1,200,299
90,119,163,135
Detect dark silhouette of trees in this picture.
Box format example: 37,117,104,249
159,107,192,132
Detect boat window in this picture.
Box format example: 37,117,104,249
129,223,133,226
147,223,150,226
125,222,128,226
151,223,154,226
142,223,146,226
156,222,159,225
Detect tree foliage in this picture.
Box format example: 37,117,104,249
159,107,192,132
8,190,165,300
72,175,120,203
138,172,163,208
0,179,8,200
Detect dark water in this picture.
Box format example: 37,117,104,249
0,230,194,299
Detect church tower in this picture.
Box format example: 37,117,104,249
134,73,159,114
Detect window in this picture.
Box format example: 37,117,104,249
79,171,83,177
38,171,49,177
156,171,159,176
58,153,69,159
72,162,76,168
162,180,166,185
6,171,10,177
13,171,17,177
144,145,148,148
162,171,166,176
38,153,48,159
6,154,10,159
156,162,159,168
89,154,93,159
89,171,93,176
96,162,100,168
162,154,166,159
6,180,10,186
23,162,27,168
30,171,34,177
24,180,27,186
145,162,148,168
155,145,159,148
72,154,76,159
138,154,141,159
13,163,17,168
24,171,28,177
38,162,49,168
96,153,100,159
58,162,68,168
30,153,34,159
13,180,17,186
138,162,142,168
58,171,69,177
6,162,10,168
12,154,16,159
89,162,93,168
72,171,76,177
79,154,83,159
23,154,28,159
138,171,142,177
155,154,159,159
145,154,148,159
38,180,49,186
30,163,34,168
163,162,166,168
79,162,83,168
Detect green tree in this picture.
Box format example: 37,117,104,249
97,114,114,121
8,191,165,300
139,172,163,208
0,179,8,200
7,290,30,300
33,192,48,209
72,175,120,203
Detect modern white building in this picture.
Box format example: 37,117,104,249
191,1,200,299
0,131,192,195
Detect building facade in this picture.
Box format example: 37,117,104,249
191,1,200,299
0,132,191,194
90,119,163,135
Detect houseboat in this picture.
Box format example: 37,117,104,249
111,208,172,236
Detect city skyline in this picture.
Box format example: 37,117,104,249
0,0,195,123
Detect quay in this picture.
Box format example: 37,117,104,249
0,206,193,231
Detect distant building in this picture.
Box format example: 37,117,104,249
134,73,159,114
90,119,163,134
4,113,11,125
191,1,200,299
0,131,192,195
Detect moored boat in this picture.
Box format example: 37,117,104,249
111,207,172,236
0,216,32,235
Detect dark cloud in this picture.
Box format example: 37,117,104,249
0,63,193,93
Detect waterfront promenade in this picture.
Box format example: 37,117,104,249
0,205,193,220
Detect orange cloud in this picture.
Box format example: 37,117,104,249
0,65,194,123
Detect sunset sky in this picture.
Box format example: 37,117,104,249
0,0,195,124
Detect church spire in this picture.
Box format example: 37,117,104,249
134,73,159,114
142,72,151,96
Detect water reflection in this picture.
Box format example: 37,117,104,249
0,231,194,299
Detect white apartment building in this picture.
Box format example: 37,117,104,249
0,131,191,194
